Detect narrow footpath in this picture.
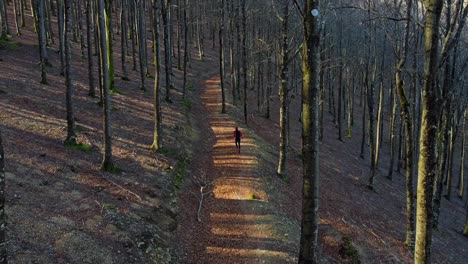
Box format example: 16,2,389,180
177,72,298,263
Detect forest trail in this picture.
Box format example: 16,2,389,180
177,74,297,263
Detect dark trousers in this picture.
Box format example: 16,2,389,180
235,139,241,149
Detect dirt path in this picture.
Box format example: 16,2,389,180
177,73,297,263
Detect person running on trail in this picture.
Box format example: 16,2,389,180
234,127,242,153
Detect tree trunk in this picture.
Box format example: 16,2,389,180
433,108,449,228
219,0,226,113
37,0,48,84
150,0,161,151
299,0,320,262
359,73,366,159
337,17,343,141
104,1,115,91
161,0,172,103
57,0,64,76
277,0,289,178
414,0,443,262
120,0,129,81
13,0,21,35
395,0,415,247
98,0,114,171
64,0,76,145
366,0,376,190
86,0,95,97
445,119,456,200
182,0,188,98
137,0,146,91
241,0,247,124
387,83,397,180
459,109,467,198
374,82,384,168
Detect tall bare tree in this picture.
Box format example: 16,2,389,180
64,0,76,145
98,0,114,171
414,0,444,262
299,0,320,262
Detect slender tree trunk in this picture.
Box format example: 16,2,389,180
366,5,376,188
150,0,161,151
219,0,226,113
77,0,85,57
137,0,146,91
375,82,384,168
120,0,129,81
13,0,21,35
37,0,48,84
86,0,95,97
182,0,188,98
414,0,443,262
57,0,64,76
176,0,181,69
445,119,456,200
161,0,172,102
388,84,397,180
20,0,26,28
337,17,343,141
395,0,415,248
235,1,241,102
241,0,247,124
98,0,114,171
277,0,289,178
299,0,320,262
64,0,76,145
459,109,467,198
105,1,115,90
360,74,366,159
0,0,9,38
433,109,449,228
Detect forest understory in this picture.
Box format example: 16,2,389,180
1,0,468,263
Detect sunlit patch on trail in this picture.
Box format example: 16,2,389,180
211,223,275,239
210,213,272,221
206,246,290,259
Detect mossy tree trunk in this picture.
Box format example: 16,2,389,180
414,0,444,262
299,0,320,263
394,0,415,249
150,0,162,151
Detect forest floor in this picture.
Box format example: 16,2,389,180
2,7,468,264
0,11,208,263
